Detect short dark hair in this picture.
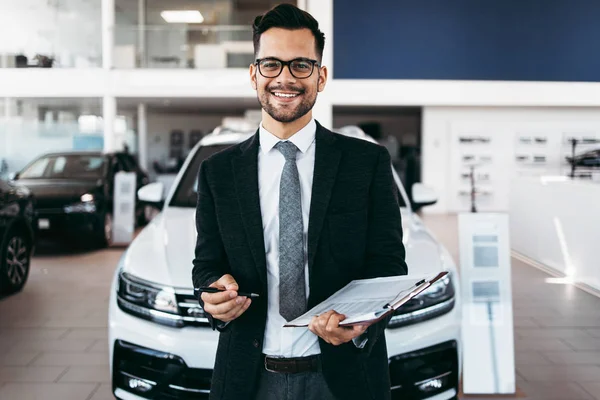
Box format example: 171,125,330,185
252,4,325,62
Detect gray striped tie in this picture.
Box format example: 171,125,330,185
276,141,306,321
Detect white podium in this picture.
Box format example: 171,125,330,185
113,172,136,245
459,213,515,395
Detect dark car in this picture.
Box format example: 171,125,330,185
0,178,35,294
12,151,149,247
566,148,600,168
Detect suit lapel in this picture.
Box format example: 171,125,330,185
307,123,341,275
232,132,268,290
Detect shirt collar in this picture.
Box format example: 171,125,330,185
259,118,316,154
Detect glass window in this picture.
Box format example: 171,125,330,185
113,0,296,69
19,157,51,179
0,2,101,68
20,154,105,180
170,144,233,207
169,141,408,209
0,98,103,177
53,157,67,174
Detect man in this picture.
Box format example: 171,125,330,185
192,4,407,400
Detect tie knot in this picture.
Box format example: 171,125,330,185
276,141,299,161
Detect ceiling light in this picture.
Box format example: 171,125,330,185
161,10,204,24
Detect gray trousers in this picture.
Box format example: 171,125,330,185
254,366,338,400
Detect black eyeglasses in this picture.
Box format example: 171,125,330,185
255,57,320,79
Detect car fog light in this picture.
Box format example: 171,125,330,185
128,377,153,393
416,373,450,393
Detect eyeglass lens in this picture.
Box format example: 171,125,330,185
259,59,314,78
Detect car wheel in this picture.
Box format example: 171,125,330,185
0,230,32,294
97,212,113,248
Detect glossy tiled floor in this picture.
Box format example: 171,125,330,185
423,214,600,400
0,215,599,400
0,241,120,400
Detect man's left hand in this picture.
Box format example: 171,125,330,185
308,310,372,346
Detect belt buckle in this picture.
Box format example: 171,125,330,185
264,356,279,373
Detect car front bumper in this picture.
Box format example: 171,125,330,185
111,338,458,400
109,283,461,400
35,209,101,236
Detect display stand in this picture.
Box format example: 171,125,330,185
567,138,600,179
463,161,487,213
459,213,516,396
113,172,136,245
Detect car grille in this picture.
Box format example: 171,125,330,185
389,340,459,399
175,292,210,327
35,196,79,210
113,340,212,399
113,339,458,400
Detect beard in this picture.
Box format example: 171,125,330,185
258,85,317,123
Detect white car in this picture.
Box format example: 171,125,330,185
108,125,462,400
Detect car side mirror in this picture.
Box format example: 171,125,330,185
138,182,165,208
7,172,18,181
411,183,438,209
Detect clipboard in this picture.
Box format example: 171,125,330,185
283,271,449,327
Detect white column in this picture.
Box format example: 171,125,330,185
102,0,116,152
306,0,333,128
297,0,308,11
3,97,10,119
103,96,117,152
137,0,146,67
313,91,333,129
137,103,148,169
102,0,115,70
306,0,333,79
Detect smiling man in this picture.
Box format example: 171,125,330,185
192,4,408,400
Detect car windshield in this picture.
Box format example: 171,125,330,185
170,144,234,207
19,154,105,179
170,143,408,209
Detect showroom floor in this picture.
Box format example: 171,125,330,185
0,215,600,400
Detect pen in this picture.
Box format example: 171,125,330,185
383,278,429,309
195,287,260,298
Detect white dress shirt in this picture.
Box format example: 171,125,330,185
258,118,320,357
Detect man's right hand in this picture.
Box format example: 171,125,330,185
200,274,252,322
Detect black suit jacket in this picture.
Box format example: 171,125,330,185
192,122,408,400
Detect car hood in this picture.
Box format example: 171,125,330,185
124,207,197,289
123,207,448,290
17,178,100,200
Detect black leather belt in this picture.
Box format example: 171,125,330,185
263,354,320,374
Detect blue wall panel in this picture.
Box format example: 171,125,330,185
333,0,600,81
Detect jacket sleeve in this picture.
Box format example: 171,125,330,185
359,146,409,355
191,160,231,331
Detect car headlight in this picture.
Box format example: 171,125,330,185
388,273,455,329
116,270,209,328
117,271,182,327
64,202,96,213
81,193,94,202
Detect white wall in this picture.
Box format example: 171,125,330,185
0,69,257,98
144,111,249,171
422,107,600,214
328,80,600,107
510,177,600,293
